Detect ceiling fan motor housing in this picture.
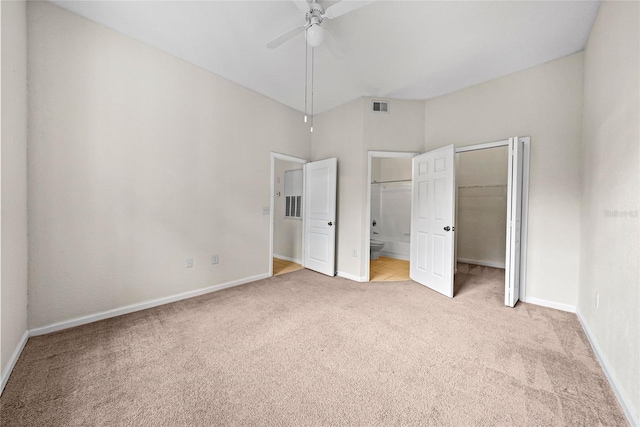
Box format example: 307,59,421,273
305,2,325,26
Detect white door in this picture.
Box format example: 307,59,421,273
505,137,524,307
410,145,456,297
304,158,337,276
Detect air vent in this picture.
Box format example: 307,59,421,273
372,100,389,113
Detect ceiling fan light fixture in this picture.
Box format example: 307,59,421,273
306,24,325,47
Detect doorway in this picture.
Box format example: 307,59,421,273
270,153,307,277
454,137,530,305
455,146,509,269
366,151,419,282
454,145,509,301
270,153,338,278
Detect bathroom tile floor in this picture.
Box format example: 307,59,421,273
370,256,410,282
273,258,304,276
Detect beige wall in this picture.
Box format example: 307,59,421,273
361,99,424,276
578,1,639,422
456,147,508,267
273,159,303,262
375,158,412,182
27,2,310,328
1,0,29,383
424,53,584,307
311,99,364,278
312,98,424,280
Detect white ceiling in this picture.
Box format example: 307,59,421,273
50,0,600,114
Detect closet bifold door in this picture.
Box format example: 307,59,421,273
505,137,524,307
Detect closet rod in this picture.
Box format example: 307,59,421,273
458,184,506,189
371,179,412,184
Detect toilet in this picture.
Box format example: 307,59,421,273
370,239,385,260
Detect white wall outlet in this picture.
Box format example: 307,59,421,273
262,206,270,215
596,292,600,308
186,259,193,268
212,254,219,265
352,249,357,257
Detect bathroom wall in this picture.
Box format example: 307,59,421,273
273,159,303,263
456,147,508,268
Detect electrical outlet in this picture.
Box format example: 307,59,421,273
596,292,600,308
352,249,357,257
262,206,270,215
212,254,219,265
186,259,193,268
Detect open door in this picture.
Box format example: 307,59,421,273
505,137,524,307
410,145,456,297
304,158,337,276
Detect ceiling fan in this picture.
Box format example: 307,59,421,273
266,0,375,57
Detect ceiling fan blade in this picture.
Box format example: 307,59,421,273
323,0,375,20
323,28,345,58
266,25,306,49
291,0,310,12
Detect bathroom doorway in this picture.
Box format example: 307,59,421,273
366,151,418,282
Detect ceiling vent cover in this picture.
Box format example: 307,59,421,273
372,100,389,113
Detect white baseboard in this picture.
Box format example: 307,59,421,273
1,330,29,395
577,310,638,426
29,273,270,337
521,296,576,313
379,251,410,261
273,254,303,265
337,271,367,282
457,258,506,269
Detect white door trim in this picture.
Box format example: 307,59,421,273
366,151,420,281
270,152,308,277
518,137,531,302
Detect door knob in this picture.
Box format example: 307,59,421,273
444,226,451,231
328,222,333,226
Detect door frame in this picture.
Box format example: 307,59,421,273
365,151,420,282
454,137,531,302
269,152,308,277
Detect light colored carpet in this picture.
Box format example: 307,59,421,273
0,265,627,426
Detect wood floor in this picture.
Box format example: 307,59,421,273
273,257,303,276
369,256,410,281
